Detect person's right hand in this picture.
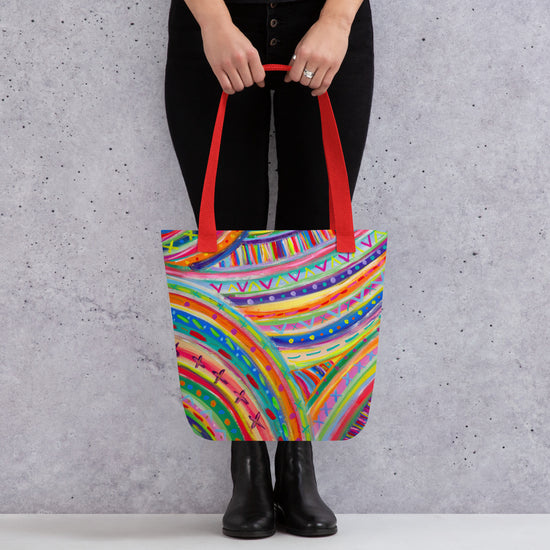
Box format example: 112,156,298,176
200,19,266,94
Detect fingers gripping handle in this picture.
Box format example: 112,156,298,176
197,63,356,253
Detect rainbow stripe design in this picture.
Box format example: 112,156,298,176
161,229,387,441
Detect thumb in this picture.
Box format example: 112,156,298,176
284,54,296,82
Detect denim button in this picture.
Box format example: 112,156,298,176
269,2,277,7
270,18,278,28
269,37,278,46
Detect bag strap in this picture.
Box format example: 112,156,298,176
197,63,356,253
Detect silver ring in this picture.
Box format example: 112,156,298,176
303,68,315,79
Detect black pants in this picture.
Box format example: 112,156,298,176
164,0,374,230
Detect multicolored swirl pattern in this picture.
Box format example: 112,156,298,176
161,229,387,441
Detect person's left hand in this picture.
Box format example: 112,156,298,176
284,15,351,96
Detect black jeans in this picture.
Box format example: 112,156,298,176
164,0,374,230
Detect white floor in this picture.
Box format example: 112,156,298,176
0,514,548,549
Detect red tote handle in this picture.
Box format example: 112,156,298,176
197,63,356,253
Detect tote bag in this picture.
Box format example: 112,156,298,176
161,64,387,441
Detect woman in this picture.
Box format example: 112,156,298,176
164,0,374,539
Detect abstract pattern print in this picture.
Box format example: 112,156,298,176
161,229,387,441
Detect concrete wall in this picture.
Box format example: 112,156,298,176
1,0,549,512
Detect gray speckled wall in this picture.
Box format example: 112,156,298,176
1,0,549,513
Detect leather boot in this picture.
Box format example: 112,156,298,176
222,441,275,538
274,441,337,536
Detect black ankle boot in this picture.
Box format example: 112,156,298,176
222,441,275,538
274,441,337,537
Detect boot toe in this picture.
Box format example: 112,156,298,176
223,506,275,538
308,515,337,531
298,512,337,534
284,519,338,537
275,503,337,536
304,516,336,531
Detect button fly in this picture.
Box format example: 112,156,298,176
270,37,278,46
270,18,278,28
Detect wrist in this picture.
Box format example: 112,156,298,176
191,2,232,32
318,5,356,32
200,14,233,33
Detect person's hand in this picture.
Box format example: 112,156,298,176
200,19,265,94
284,15,351,96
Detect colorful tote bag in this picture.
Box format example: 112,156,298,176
161,64,388,442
